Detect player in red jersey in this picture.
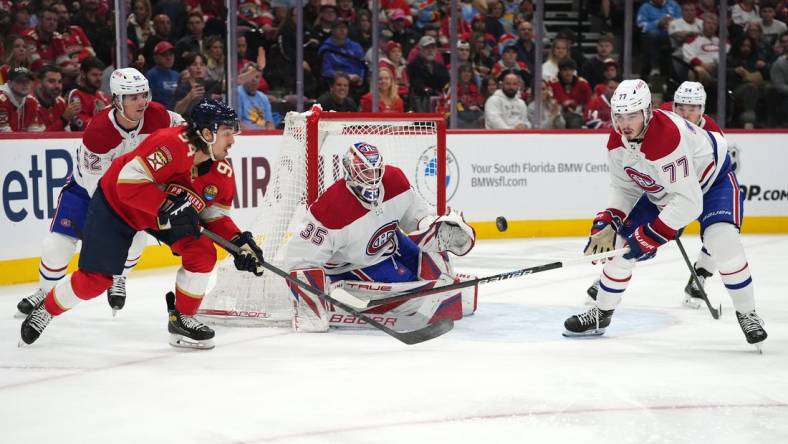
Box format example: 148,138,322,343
20,99,264,350
67,56,111,131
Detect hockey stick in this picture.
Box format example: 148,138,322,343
201,229,453,345
333,247,631,310
675,237,721,320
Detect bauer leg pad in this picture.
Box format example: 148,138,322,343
288,268,330,333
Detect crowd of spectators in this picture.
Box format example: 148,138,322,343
0,0,786,132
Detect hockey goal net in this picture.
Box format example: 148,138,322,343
198,107,447,326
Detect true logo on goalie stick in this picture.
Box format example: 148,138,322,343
624,167,664,193
366,221,398,256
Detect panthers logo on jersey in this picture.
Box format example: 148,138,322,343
366,221,398,256
624,167,664,193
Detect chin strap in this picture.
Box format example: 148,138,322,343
197,130,217,161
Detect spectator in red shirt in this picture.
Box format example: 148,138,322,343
585,77,619,129
1,35,33,84
10,1,34,36
67,56,110,131
0,66,42,132
53,2,95,74
35,64,79,131
548,58,592,128
379,40,409,98
23,6,69,71
359,67,404,112
492,43,530,82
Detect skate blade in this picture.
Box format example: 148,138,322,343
562,328,606,338
14,310,28,319
169,334,215,350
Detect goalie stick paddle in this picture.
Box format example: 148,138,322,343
675,237,721,320
200,229,453,345
339,247,631,310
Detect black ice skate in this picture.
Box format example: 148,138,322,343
683,265,713,309
166,292,214,350
585,279,600,305
736,310,767,352
563,306,614,337
17,288,46,317
20,302,53,346
107,276,127,317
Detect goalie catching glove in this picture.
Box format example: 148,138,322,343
583,209,624,263
412,209,476,256
231,231,265,275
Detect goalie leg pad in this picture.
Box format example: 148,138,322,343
288,268,330,333
455,272,479,316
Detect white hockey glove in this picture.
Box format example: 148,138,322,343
412,210,476,256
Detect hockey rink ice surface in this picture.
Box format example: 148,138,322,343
1,235,787,444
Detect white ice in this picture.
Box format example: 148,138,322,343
1,235,787,444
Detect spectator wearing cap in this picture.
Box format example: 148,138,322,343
22,6,69,71
35,64,78,131
319,19,365,87
514,20,536,71
388,8,419,56
492,43,530,86
0,66,41,132
360,66,404,112
146,41,179,109
407,35,449,112
448,40,477,80
636,0,681,78
668,1,703,51
317,72,358,111
380,40,410,98
71,0,113,65
484,71,529,129
128,0,154,50
52,2,94,76
548,58,591,128
236,63,275,130
66,56,110,131
174,12,205,71
407,23,444,65
579,34,616,89
1,35,33,85
141,14,173,71
542,36,571,81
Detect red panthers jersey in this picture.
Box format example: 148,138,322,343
101,126,240,241
61,25,95,65
23,29,69,70
67,87,111,131
0,88,42,132
36,95,69,131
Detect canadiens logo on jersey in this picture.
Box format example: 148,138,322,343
366,221,398,256
203,184,218,201
146,146,173,171
624,167,664,193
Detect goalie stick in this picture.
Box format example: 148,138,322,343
201,228,453,345
675,237,721,320
332,247,631,310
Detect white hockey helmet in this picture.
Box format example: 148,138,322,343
110,68,151,120
343,142,385,206
610,79,652,135
673,81,706,115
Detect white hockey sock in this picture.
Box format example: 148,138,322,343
122,232,147,277
703,223,755,313
596,255,636,311
695,245,716,274
39,232,78,291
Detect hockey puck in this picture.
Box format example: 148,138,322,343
496,216,508,232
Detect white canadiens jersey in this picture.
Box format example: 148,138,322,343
285,166,433,275
606,109,728,232
74,102,183,195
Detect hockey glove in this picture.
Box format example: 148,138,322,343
231,231,265,276
623,223,669,261
157,193,201,240
584,209,624,263
411,210,476,256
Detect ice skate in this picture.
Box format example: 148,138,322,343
563,306,614,337
166,292,214,350
736,310,767,353
683,265,712,309
107,276,127,317
20,302,53,346
585,279,600,305
16,288,46,318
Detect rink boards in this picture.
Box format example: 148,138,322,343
1,130,786,284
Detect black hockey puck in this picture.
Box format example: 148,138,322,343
496,216,508,232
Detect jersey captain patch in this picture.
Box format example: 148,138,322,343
366,221,398,256
624,167,664,193
146,146,173,171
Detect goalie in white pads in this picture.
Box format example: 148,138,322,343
285,142,477,332
566,79,767,349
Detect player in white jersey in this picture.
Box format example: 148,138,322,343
16,68,183,317
284,142,477,332
565,79,767,348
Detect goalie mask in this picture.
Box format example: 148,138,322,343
343,142,385,206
